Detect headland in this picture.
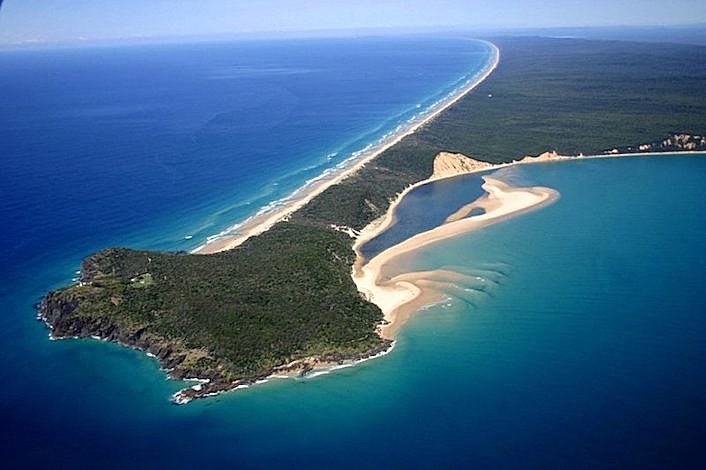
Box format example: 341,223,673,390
38,36,706,402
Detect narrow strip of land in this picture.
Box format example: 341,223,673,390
354,175,559,338
39,37,706,402
193,42,500,254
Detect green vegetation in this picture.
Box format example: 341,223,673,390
130,272,154,288
42,224,386,389
294,37,706,229
428,37,706,160
40,37,706,400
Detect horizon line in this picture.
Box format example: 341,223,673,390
2,22,706,50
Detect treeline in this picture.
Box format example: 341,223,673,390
55,223,384,380
43,37,706,389
294,37,706,229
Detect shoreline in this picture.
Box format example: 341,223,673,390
171,339,397,404
40,303,396,405
192,41,500,254
40,150,706,404
354,175,560,339
39,42,503,404
170,340,397,404
352,149,706,338
164,149,706,398
33,29,706,408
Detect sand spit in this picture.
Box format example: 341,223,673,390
353,175,559,339
353,149,706,338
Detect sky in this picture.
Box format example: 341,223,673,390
1,0,705,46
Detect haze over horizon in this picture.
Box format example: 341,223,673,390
1,0,705,46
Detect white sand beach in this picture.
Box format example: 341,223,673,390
193,42,500,254
353,175,559,339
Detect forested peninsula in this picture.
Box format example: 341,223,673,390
39,37,706,402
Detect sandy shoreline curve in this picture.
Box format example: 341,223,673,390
192,41,500,254
353,175,559,339
353,149,706,338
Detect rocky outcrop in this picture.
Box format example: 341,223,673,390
40,293,187,370
605,133,706,155
38,275,393,405
38,289,240,401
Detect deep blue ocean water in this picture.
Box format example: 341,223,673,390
2,36,705,468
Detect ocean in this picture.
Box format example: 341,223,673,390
2,36,705,468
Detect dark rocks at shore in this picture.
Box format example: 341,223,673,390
39,290,394,403
317,340,393,364
40,292,195,379
604,133,706,155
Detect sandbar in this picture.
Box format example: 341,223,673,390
353,176,559,339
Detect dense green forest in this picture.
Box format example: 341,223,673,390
294,37,706,229
42,224,388,398
40,37,706,400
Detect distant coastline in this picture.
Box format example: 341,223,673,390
37,35,706,404
37,40,501,404
193,41,500,254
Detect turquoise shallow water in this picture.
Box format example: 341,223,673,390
0,36,500,467
386,155,706,467
2,36,706,467
6,154,704,468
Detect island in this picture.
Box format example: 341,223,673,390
38,36,706,403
